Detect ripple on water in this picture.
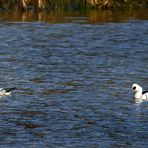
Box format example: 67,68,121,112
0,19,147,147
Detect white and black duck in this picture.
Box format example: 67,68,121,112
132,83,148,103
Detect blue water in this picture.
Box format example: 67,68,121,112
0,19,148,147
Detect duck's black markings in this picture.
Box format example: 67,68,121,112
3,87,16,92
142,91,148,94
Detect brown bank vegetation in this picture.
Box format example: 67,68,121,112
0,0,147,10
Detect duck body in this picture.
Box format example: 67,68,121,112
0,87,16,96
132,83,148,103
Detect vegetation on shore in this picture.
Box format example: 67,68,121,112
0,0,147,11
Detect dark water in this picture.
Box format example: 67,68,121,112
0,11,148,147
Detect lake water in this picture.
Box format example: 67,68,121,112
0,10,148,147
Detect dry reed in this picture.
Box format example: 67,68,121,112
0,0,147,10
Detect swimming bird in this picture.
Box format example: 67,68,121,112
132,83,148,103
0,87,16,96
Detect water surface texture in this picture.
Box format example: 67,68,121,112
0,11,148,147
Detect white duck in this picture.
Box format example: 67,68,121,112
0,87,16,96
132,83,148,103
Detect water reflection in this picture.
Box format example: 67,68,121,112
0,9,148,23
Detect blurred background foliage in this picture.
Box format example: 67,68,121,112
0,0,147,10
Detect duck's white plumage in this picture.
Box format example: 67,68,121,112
132,83,148,103
0,87,16,96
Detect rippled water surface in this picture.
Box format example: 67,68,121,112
0,11,148,147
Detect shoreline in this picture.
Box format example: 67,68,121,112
0,0,147,11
